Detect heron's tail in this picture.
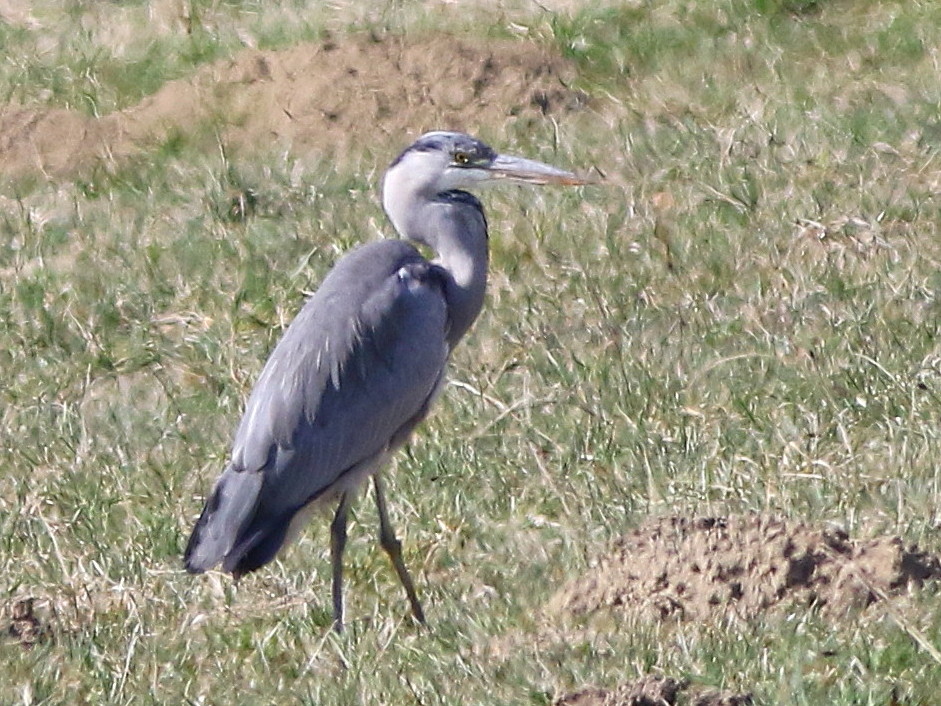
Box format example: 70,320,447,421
184,465,264,574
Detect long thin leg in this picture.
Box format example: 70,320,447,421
330,492,352,632
373,473,426,625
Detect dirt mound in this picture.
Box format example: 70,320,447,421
4,598,51,649
556,675,752,706
550,515,941,623
0,33,585,178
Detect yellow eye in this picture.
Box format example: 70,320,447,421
454,151,470,165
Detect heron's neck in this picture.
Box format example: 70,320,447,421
384,190,489,347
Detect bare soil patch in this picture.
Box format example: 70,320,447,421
4,598,51,649
0,33,585,179
550,515,941,624
555,674,752,706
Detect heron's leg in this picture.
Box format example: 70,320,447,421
373,473,426,625
330,492,352,632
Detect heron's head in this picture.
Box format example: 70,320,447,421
382,131,592,243
383,131,590,203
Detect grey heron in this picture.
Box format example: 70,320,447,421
184,131,589,630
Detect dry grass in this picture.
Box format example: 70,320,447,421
2,0,941,704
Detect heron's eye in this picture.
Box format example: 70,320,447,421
453,151,471,165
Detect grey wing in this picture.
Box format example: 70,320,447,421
184,240,450,574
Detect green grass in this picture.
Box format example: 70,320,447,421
0,0,331,112
3,0,941,703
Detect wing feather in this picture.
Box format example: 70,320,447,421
185,239,451,573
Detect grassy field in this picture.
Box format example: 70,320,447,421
2,0,941,703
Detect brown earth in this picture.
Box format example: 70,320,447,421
4,597,51,649
555,675,752,706
550,514,941,624
0,33,587,179
543,516,940,706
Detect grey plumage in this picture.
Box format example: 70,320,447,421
184,131,589,630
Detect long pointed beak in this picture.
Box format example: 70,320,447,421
486,154,594,186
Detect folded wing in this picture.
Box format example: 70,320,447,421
184,239,450,575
